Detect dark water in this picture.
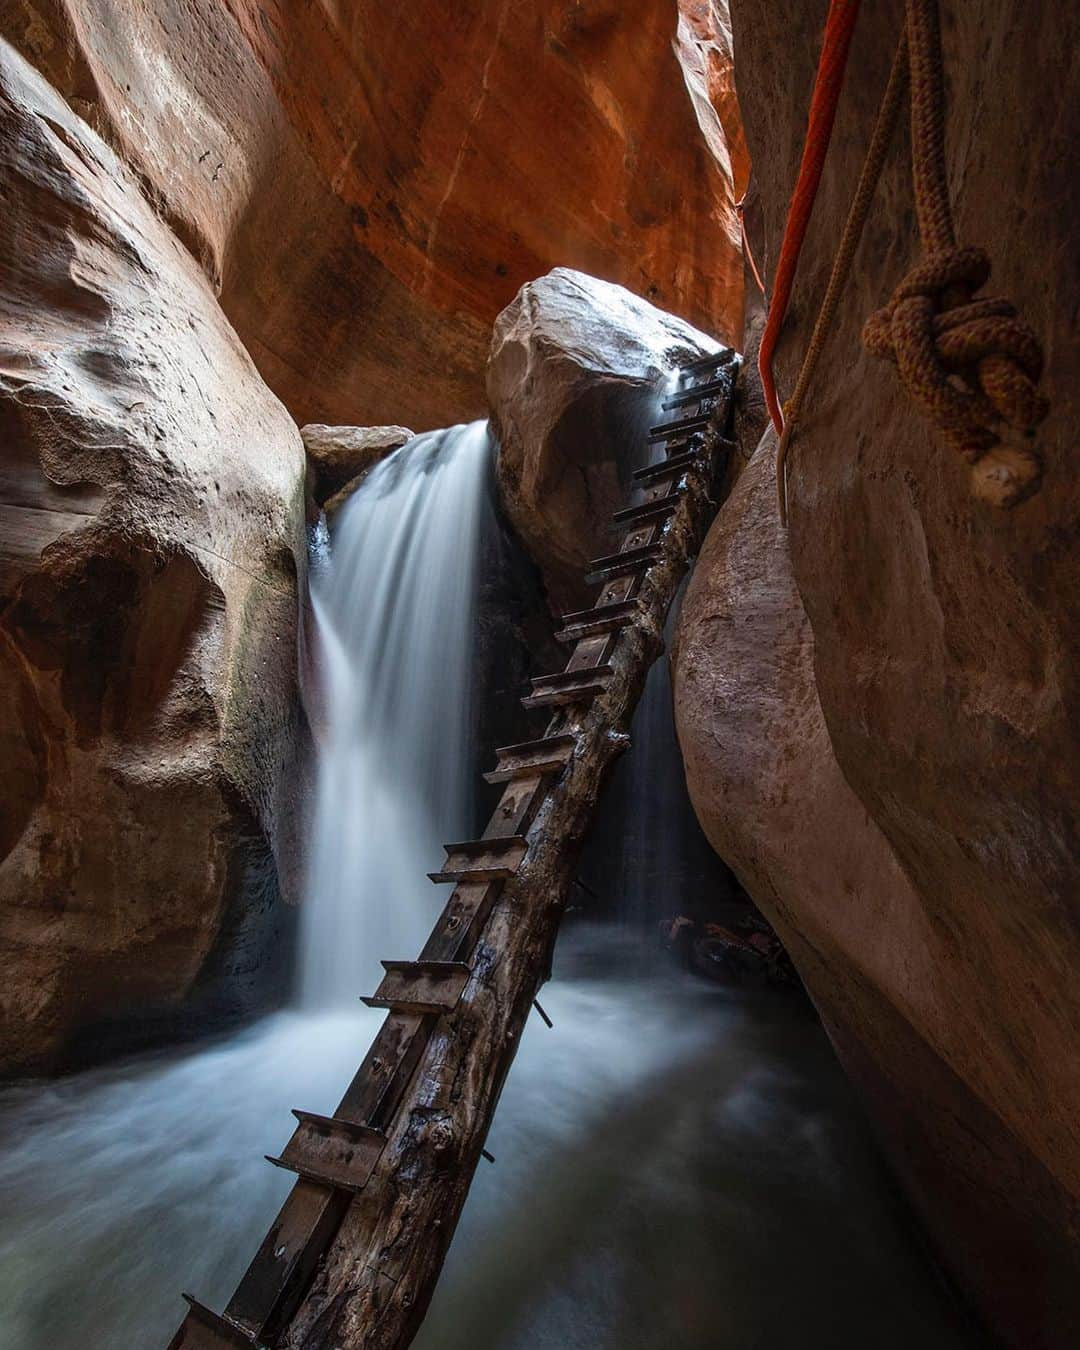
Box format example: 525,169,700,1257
412,926,977,1350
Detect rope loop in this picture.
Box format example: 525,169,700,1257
863,243,1048,504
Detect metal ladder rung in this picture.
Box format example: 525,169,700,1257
521,664,614,710
662,375,731,409
265,1110,388,1194
647,413,712,443
174,1297,258,1349
632,449,707,484
555,599,640,643
611,496,679,527
679,348,734,376
429,835,528,883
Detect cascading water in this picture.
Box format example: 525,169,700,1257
301,421,489,1004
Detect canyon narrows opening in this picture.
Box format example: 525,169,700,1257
0,413,971,1349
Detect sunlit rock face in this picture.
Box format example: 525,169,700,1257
488,268,720,611
0,41,307,1075
676,2,1080,1345
0,0,743,431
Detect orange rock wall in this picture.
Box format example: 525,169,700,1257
675,2,1080,1345
1,0,743,429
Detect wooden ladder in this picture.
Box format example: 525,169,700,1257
169,347,739,1350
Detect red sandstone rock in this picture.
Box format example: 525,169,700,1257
0,39,307,1075
488,268,720,610
676,3,1080,1344
0,0,743,431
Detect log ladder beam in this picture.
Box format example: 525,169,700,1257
167,349,740,1350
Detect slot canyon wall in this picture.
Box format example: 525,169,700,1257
0,0,743,430
672,2,1079,1347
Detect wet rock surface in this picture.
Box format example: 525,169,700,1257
488,268,720,610
0,41,307,1075
301,425,415,509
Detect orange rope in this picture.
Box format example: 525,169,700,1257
757,0,862,435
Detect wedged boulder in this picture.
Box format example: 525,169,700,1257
488,268,720,610
300,424,414,513
0,0,742,429
681,4,1080,1343
0,41,307,1075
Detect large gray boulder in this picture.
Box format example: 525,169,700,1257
487,268,720,609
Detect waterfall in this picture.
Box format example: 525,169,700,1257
301,421,490,1005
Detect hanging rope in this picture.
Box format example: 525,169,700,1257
764,0,1049,523
736,190,766,298
756,0,863,436
862,0,1048,508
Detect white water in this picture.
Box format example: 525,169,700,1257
0,415,974,1350
301,421,489,1004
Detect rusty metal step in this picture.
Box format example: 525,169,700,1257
632,448,708,485
483,734,577,784
361,959,472,1015
647,412,712,443
611,496,679,529
555,599,639,643
266,1111,388,1193
662,375,732,410
174,1296,258,1349
585,542,664,583
521,664,615,710
429,835,528,883
679,348,735,376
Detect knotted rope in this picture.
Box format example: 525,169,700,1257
765,0,1049,523
862,0,1048,508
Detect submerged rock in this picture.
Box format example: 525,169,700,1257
0,42,307,1075
488,268,720,609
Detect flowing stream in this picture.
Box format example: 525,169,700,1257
0,419,975,1349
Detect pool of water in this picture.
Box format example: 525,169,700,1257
0,927,977,1349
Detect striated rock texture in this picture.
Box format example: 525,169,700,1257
488,268,720,610
0,40,307,1075
676,2,1080,1345
0,0,743,431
